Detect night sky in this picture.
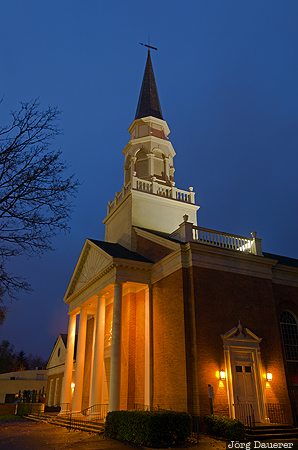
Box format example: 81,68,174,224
1,1,298,359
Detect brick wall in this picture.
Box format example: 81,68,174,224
152,269,188,411
81,317,94,410
135,289,145,405
192,266,292,422
0,403,16,415
272,282,298,425
120,289,146,410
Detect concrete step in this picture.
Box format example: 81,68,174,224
26,415,45,423
247,433,298,440
52,418,104,433
247,427,297,434
246,426,298,440
27,414,104,433
26,412,104,434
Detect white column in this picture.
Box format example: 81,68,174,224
144,286,150,408
108,283,122,411
48,379,54,406
54,378,60,406
90,295,106,406
88,314,96,406
72,307,88,413
148,153,154,177
60,313,76,413
131,156,137,180
53,378,58,405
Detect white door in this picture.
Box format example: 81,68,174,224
233,361,260,423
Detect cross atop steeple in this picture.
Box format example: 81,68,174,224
135,50,163,120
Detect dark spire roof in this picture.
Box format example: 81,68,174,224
135,50,163,120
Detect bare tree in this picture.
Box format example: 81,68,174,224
0,100,78,304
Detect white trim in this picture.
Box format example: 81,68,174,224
222,323,267,423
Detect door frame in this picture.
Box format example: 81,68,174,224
222,322,267,423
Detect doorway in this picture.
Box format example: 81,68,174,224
222,322,267,424
232,358,259,423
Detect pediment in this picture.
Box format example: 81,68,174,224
221,321,262,344
65,240,113,299
46,335,67,369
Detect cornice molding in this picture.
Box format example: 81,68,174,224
188,242,275,279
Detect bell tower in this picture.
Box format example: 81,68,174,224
104,51,199,249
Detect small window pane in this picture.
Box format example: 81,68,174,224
245,366,252,373
236,366,242,372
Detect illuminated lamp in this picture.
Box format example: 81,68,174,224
266,372,273,382
71,382,75,390
219,369,226,380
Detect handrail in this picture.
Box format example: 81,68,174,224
59,403,71,414
67,403,108,431
80,403,108,419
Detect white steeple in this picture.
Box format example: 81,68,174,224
104,51,199,250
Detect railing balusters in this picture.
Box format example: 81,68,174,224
266,403,287,424
192,225,255,254
234,402,255,428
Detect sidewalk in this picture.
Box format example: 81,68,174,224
0,419,226,450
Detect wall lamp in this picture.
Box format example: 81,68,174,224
71,382,75,391
219,369,226,380
266,372,273,382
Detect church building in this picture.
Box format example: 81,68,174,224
59,50,298,426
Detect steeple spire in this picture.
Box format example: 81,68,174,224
135,50,163,120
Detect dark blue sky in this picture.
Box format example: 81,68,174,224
1,1,298,359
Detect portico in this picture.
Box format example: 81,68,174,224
60,239,152,414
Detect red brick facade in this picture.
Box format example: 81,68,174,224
135,232,298,424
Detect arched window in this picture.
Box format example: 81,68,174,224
153,149,166,180
135,150,148,179
280,311,298,361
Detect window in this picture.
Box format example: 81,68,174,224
280,311,298,361
57,348,61,358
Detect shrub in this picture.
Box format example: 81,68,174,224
105,410,192,447
16,403,32,416
204,415,245,440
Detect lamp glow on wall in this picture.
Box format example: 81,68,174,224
266,372,273,382
71,382,75,392
219,369,226,380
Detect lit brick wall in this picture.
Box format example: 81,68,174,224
120,290,145,410
152,269,188,411
192,266,292,422
81,317,94,410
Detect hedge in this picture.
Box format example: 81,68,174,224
204,415,245,440
16,404,32,416
105,410,192,447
